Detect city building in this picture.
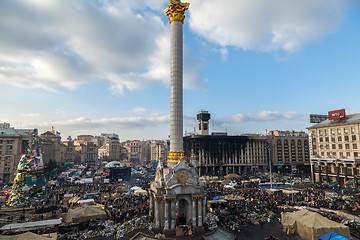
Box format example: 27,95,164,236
150,140,168,161
98,137,125,162
197,111,211,136
184,134,269,176
40,127,61,166
73,138,98,164
267,130,310,174
307,109,360,187
60,140,75,165
0,123,32,184
122,140,140,161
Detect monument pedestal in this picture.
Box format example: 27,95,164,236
163,229,176,236
193,226,205,235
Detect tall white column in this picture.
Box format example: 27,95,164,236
192,198,197,227
197,200,203,227
170,21,183,152
164,200,170,229
171,199,176,229
202,197,206,224
155,199,161,228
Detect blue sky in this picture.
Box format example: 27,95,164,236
0,0,359,141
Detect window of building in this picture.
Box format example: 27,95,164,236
320,137,323,142
325,137,329,142
321,152,324,156
331,129,335,135
340,152,344,157
338,136,342,141
337,128,341,134
312,130,316,136
338,144,343,149
355,152,359,157
320,145,324,149
327,152,331,157
332,152,337,157
326,144,330,149
0,151,2,155
344,128,349,134
353,143,357,149
351,126,356,133
345,144,350,149
313,138,316,143
352,135,357,141
319,130,323,136
331,137,336,142
345,136,349,141
346,152,351,157
325,129,328,135
332,144,336,149
6,140,13,144
0,140,3,144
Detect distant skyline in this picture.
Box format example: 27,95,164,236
1,0,360,141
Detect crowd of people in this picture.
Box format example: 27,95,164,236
4,169,360,239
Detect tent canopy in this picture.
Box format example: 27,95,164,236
61,205,107,223
318,231,351,240
134,189,148,196
0,232,57,240
213,196,224,200
282,209,350,240
224,173,241,179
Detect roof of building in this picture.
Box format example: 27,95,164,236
40,131,56,136
0,128,32,137
308,113,360,129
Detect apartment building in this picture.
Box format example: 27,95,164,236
307,109,360,187
267,130,310,174
0,123,32,184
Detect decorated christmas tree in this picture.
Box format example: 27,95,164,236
7,130,46,207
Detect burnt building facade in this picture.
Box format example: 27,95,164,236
183,134,269,176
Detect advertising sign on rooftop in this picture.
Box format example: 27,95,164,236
328,109,346,120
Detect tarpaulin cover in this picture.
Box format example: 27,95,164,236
318,231,351,240
281,209,350,240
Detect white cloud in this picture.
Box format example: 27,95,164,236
0,0,206,93
130,107,147,114
254,111,282,121
232,114,248,123
25,115,170,131
230,111,306,123
189,0,350,53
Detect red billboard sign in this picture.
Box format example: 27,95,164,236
328,109,346,120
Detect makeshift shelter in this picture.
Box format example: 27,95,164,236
116,186,128,194
68,196,81,204
61,205,107,223
0,232,57,240
224,173,241,179
318,231,351,240
130,186,141,191
134,189,148,196
213,196,224,200
282,209,350,240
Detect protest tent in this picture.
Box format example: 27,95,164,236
61,205,107,223
318,231,351,240
213,196,224,200
134,189,148,196
130,186,141,191
282,209,350,240
0,232,57,240
224,173,241,179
